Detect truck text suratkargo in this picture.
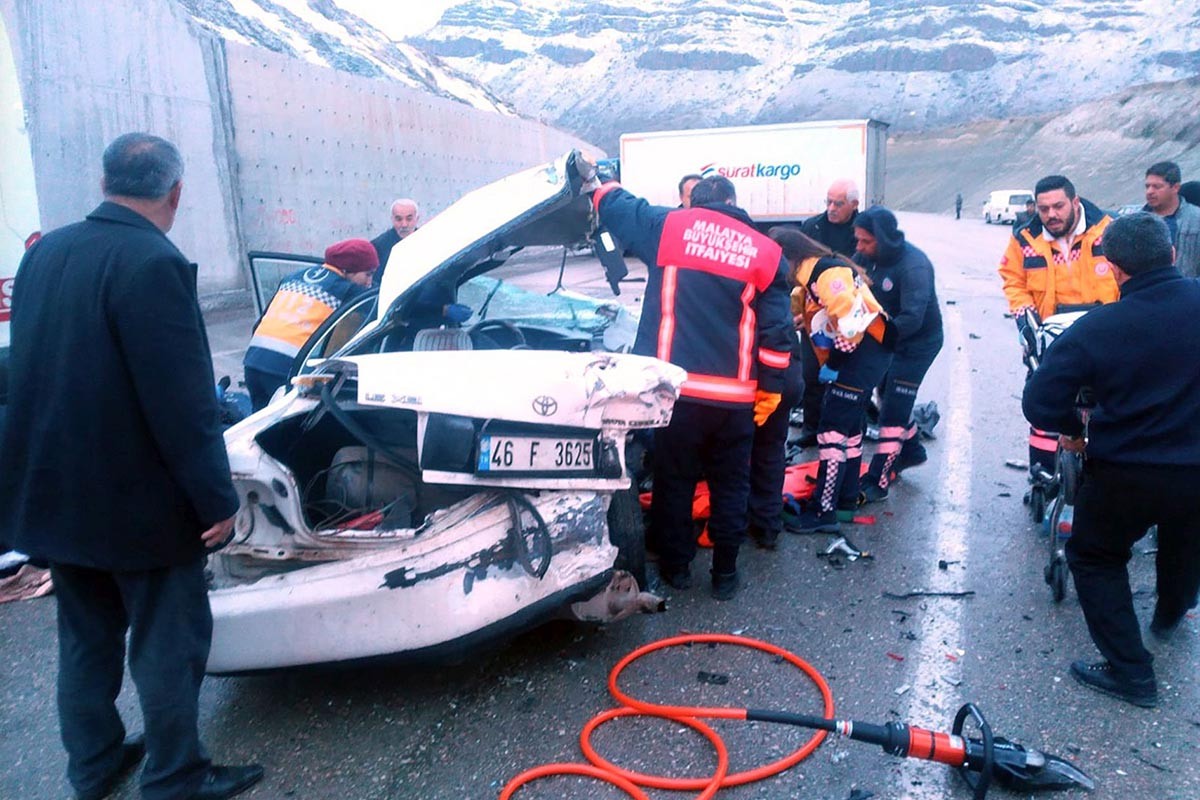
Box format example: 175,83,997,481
618,119,888,225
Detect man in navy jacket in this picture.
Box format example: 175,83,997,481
1024,212,1200,709
591,170,794,600
0,134,262,799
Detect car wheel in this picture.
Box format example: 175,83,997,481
607,486,647,589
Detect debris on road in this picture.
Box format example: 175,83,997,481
894,684,911,695
696,670,729,686
883,590,976,600
820,536,872,562
1005,459,1029,470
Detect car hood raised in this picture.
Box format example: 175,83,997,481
375,151,592,325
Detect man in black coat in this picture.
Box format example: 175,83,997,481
1024,212,1200,709
0,133,262,800
852,206,944,501
369,197,419,285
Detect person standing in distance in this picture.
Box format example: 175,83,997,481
584,161,794,601
1023,212,1200,708
370,197,419,284
0,133,263,800
955,191,963,220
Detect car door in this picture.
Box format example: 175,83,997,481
247,251,325,317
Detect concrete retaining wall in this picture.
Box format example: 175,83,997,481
0,0,592,304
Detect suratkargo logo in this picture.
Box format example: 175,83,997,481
700,161,802,181
532,395,558,416
0,276,13,323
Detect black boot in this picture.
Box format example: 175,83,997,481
837,453,864,513
793,458,842,533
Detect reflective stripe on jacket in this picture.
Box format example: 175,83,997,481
593,184,793,407
244,265,364,376
999,198,1117,319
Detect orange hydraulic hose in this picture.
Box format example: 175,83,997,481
581,707,729,799
499,762,650,800
499,633,835,798
590,632,835,789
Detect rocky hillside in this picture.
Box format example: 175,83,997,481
888,76,1200,215
175,0,514,114
412,0,1200,149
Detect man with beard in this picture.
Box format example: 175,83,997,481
999,175,1117,480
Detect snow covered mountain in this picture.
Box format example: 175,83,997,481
409,0,1200,148
175,0,514,114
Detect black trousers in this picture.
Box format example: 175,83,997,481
812,337,893,512
867,342,941,485
650,400,754,572
51,559,213,800
748,358,804,533
1067,460,1200,681
798,331,823,430
244,365,287,412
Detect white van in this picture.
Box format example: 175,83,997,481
982,189,1033,224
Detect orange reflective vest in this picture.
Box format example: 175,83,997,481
998,199,1118,319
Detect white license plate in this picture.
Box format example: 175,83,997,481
478,435,594,472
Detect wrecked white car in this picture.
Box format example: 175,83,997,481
207,152,682,674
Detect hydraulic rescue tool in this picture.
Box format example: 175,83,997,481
503,633,1095,799
748,702,1094,799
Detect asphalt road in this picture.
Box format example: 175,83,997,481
1,212,1196,800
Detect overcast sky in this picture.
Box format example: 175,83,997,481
334,1,461,38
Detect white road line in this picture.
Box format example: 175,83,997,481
898,305,972,798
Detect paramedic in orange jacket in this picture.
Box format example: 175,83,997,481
999,174,1117,320
998,175,1117,478
243,238,378,410
772,227,896,534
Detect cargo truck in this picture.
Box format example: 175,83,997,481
1,14,41,410
618,119,888,226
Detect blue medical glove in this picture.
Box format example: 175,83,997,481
444,303,473,324
818,364,839,384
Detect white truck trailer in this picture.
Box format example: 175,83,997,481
618,119,888,224
1,14,41,404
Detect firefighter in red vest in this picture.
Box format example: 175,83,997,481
586,163,794,601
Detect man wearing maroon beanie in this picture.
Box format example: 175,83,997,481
242,238,378,410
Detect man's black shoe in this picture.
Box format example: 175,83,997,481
747,524,779,550
894,441,928,474
76,734,147,800
658,563,692,591
711,570,740,601
188,764,265,800
1149,611,1185,643
790,507,839,534
1069,660,1158,708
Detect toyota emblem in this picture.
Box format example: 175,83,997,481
532,395,558,416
